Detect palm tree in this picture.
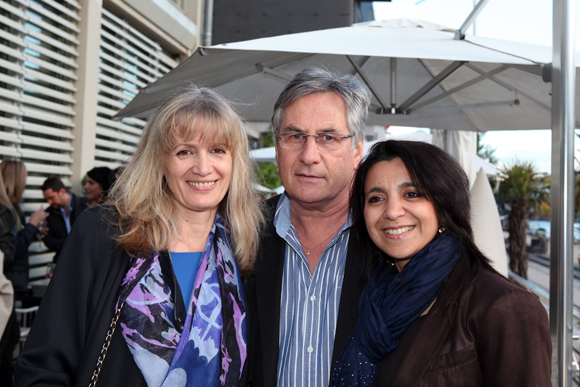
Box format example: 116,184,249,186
497,161,549,279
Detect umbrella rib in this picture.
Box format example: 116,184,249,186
466,63,553,113
346,55,389,112
398,61,466,113
408,65,510,113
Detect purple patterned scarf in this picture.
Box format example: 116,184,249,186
116,214,246,387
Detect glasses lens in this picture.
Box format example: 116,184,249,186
317,134,340,150
279,133,305,150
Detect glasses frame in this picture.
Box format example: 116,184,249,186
276,132,355,151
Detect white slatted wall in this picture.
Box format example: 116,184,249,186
0,0,79,280
96,8,177,169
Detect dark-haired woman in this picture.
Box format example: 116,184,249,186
331,140,551,386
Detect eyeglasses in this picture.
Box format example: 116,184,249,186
276,132,355,151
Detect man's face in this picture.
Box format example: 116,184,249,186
275,92,363,209
43,188,67,209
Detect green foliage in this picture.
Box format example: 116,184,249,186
257,162,281,190
255,132,281,189
476,133,499,165
497,160,549,213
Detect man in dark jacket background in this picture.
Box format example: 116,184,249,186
41,177,88,263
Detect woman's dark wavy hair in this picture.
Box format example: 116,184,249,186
350,140,493,286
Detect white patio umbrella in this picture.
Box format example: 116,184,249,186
117,18,579,133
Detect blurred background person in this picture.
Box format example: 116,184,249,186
41,177,88,263
15,86,263,387
0,172,17,386
84,167,116,207
0,160,47,298
331,140,551,386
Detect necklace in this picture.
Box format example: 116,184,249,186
299,224,343,256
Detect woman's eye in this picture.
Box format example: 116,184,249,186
367,196,383,204
211,147,227,154
176,149,192,157
405,191,420,198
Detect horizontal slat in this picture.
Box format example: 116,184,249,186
24,162,72,175
28,2,79,33
20,149,72,162
94,149,131,162
0,145,22,158
96,117,142,137
0,131,22,144
0,29,26,49
24,68,77,92
95,138,136,152
0,0,27,19
41,0,80,21
0,117,23,130
26,176,71,186
22,80,76,104
0,44,26,61
24,55,78,80
0,72,24,88
0,57,25,74
0,88,23,102
98,83,129,101
21,121,74,139
96,125,140,143
26,15,79,45
19,134,73,150
0,13,27,34
99,73,138,95
0,99,23,115
93,160,120,169
26,28,78,56
22,94,75,116
57,0,81,10
96,94,125,110
24,41,77,67
29,253,54,266
21,105,75,127
121,116,147,127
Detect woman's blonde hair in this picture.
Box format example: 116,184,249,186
110,85,264,275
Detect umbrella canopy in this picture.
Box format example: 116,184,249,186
118,18,579,132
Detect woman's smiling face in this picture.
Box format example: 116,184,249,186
363,158,439,271
165,133,232,217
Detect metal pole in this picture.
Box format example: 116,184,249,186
390,57,397,114
550,0,576,385
203,0,214,46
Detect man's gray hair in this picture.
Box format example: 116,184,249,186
271,67,371,147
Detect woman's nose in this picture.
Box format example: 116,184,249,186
192,152,212,175
383,199,405,220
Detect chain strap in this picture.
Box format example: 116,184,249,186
88,301,125,387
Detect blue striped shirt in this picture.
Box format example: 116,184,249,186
275,194,351,387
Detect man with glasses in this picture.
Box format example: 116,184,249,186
244,67,371,387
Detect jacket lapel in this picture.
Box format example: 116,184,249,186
330,235,365,376
390,261,465,386
255,198,286,387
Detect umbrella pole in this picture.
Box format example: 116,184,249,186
549,0,576,385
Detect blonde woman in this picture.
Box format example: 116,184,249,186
15,86,264,387
0,160,47,294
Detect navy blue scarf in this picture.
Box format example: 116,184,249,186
330,232,460,386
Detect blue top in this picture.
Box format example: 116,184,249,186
170,251,202,307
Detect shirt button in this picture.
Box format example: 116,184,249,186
310,295,316,302
307,346,313,353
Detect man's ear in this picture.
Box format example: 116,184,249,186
59,188,67,195
353,139,364,168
